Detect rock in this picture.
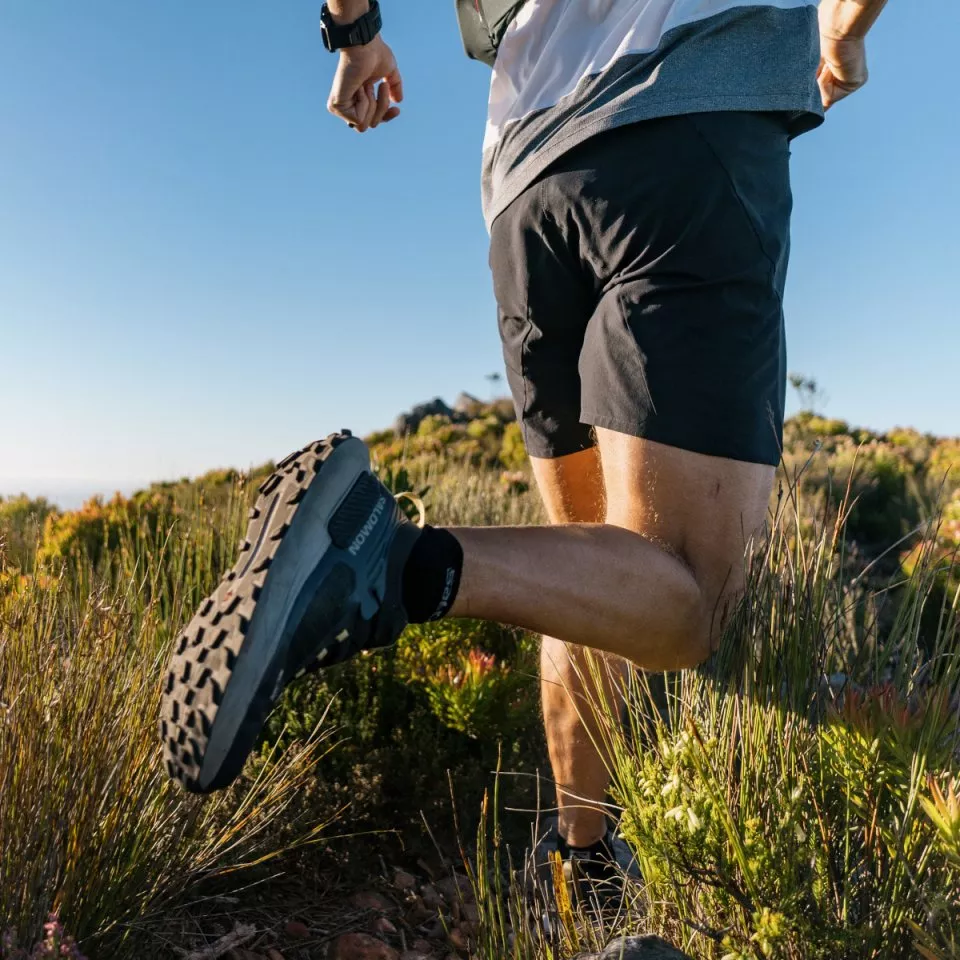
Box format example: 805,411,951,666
400,954,431,960
410,940,434,954
330,933,401,960
420,884,444,909
352,891,395,913
574,936,694,960
416,918,444,940
407,900,435,924
435,875,472,902
453,393,484,416
393,869,418,891
371,916,398,937
284,921,310,940
393,398,458,436
265,951,286,960
447,928,468,952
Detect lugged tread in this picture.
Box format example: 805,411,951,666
159,432,353,792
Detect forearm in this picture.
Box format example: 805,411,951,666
328,0,371,24
819,0,889,40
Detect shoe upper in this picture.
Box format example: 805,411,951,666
530,816,641,910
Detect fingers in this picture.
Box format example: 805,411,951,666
370,80,393,128
327,59,402,132
386,68,404,104
328,76,369,128
817,64,837,110
348,78,401,132
817,62,866,111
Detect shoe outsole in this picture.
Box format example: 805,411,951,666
159,431,356,794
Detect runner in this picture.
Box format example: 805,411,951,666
161,0,887,894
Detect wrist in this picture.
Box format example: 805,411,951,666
819,0,888,41
327,0,370,26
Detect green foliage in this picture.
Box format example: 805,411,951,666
6,399,960,960
260,615,542,838
39,492,177,568
0,495,55,572
0,495,335,957
604,509,960,960
499,420,528,471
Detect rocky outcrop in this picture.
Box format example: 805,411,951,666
453,392,484,417
393,398,463,435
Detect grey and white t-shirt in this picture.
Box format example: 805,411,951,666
481,0,823,228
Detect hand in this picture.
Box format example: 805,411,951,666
817,33,869,110
327,36,403,132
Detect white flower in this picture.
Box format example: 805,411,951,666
661,773,680,796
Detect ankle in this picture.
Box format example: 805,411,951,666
558,814,608,850
401,525,463,623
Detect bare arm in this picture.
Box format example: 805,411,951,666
325,1,404,132
817,0,890,109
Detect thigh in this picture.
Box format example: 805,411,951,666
530,448,604,524
597,429,774,641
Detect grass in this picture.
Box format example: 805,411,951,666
1,408,958,958
0,484,336,957
467,473,960,960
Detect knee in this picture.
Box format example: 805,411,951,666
663,571,713,671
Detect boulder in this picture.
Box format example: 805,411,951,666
453,392,484,417
393,398,458,435
574,936,694,960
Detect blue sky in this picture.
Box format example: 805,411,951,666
1,1,958,505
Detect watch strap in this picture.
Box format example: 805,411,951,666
321,1,382,51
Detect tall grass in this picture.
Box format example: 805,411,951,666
0,481,335,956
3,434,958,959
469,482,960,960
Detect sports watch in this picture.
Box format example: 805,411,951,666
320,1,383,52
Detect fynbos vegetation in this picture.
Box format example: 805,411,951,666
0,399,957,959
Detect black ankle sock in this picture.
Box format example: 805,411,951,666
558,832,611,862
402,525,464,623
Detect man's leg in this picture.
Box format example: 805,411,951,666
530,448,631,849
460,434,773,847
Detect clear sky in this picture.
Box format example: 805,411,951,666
1,1,958,505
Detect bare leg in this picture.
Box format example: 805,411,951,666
450,521,706,671
449,433,774,680
531,448,630,848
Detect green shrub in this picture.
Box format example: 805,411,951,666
0,516,334,957
499,420,528,471
606,512,960,959
0,495,56,572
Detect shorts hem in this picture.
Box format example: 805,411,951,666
580,411,781,468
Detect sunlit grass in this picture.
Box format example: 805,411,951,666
0,483,335,956
468,480,959,960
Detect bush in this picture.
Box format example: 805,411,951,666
606,511,960,959
0,495,55,572
0,479,334,957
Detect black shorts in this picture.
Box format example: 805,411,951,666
490,112,793,466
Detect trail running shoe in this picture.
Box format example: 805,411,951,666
530,817,641,912
159,431,420,794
